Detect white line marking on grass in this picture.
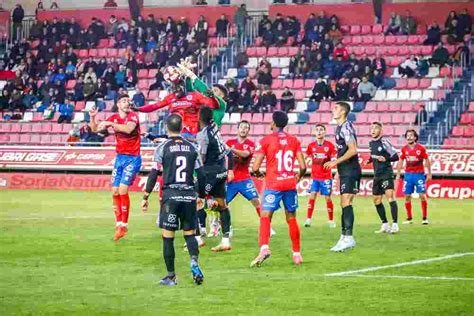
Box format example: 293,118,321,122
326,253,474,277
3,213,158,221
344,274,474,281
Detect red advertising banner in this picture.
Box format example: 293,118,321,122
1,146,473,177
1,173,473,199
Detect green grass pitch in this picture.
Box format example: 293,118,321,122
1,190,473,315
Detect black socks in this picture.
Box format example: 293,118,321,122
342,205,354,236
389,201,398,223
184,235,199,260
220,208,231,238
163,237,175,276
375,203,388,223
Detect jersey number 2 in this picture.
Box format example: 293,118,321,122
276,150,294,172
176,156,186,182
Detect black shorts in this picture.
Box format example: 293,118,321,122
203,168,227,199
159,189,197,231
340,175,361,195
372,177,395,196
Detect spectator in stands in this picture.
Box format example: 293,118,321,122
334,76,350,101
272,13,285,32
22,89,39,110
295,56,309,79
306,25,323,44
216,14,229,37
285,16,301,37
104,0,118,8
107,15,119,37
310,53,324,78
280,87,295,113
262,23,275,47
333,42,348,61
372,53,387,75
225,84,239,113
316,11,329,29
194,16,208,44
400,10,416,35
58,97,74,123
256,88,277,113
131,88,145,107
237,88,253,112
224,78,238,91
322,54,336,79
257,67,273,89
328,24,343,44
274,24,289,46
458,9,472,36
258,15,271,37
430,42,450,68
50,2,59,9
235,4,249,39
444,10,457,29
452,42,470,66
12,4,24,42
346,64,364,80
424,22,441,46
445,19,465,44
258,57,272,73
369,69,384,88
398,55,417,78
196,0,208,5
416,55,429,77
236,50,249,68
30,20,43,39
357,76,376,102
415,104,428,125
73,77,85,101
310,78,332,102
83,77,97,101
305,13,317,34
385,12,401,35
240,75,257,96
84,67,98,84
0,90,11,112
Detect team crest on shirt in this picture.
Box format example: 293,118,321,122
244,145,248,150
265,194,276,203
205,184,212,192
186,95,192,101
168,214,177,223
324,147,328,152
416,150,421,155
280,139,288,145
378,146,382,151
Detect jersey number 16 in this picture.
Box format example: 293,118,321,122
276,150,294,172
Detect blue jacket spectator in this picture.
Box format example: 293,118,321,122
58,99,74,123
132,88,145,107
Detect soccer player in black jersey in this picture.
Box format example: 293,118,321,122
196,107,234,252
367,122,400,234
324,102,361,252
142,114,206,286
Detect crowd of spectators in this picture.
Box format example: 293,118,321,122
0,13,232,122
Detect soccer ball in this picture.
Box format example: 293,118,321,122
162,66,181,83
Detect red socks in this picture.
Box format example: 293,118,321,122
327,200,334,221
120,194,130,225
259,216,271,247
405,201,413,219
113,195,122,224
307,199,315,219
255,205,261,218
421,200,428,219
287,217,301,253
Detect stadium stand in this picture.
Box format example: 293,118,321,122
0,3,472,149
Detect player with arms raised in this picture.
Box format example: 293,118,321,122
396,129,432,225
147,114,206,286
89,94,142,241
324,102,361,252
367,122,400,234
304,124,337,228
251,111,306,267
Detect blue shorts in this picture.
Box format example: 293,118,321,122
403,172,426,195
111,154,142,187
226,179,259,204
309,179,332,196
262,189,298,212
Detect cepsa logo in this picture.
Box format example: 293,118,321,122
0,151,64,163
63,152,107,161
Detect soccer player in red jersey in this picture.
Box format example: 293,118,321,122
396,129,432,225
89,94,142,241
304,124,337,228
136,81,219,137
250,111,306,267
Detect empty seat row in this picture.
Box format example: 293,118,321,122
451,126,474,137
373,89,439,101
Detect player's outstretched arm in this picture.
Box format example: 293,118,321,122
89,107,99,132
425,157,432,181
111,121,137,134
296,151,307,182
136,95,172,113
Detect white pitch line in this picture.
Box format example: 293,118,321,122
344,274,474,281
2,213,158,221
326,253,474,277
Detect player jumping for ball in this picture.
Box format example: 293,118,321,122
89,94,142,241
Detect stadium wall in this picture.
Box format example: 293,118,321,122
0,146,473,199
